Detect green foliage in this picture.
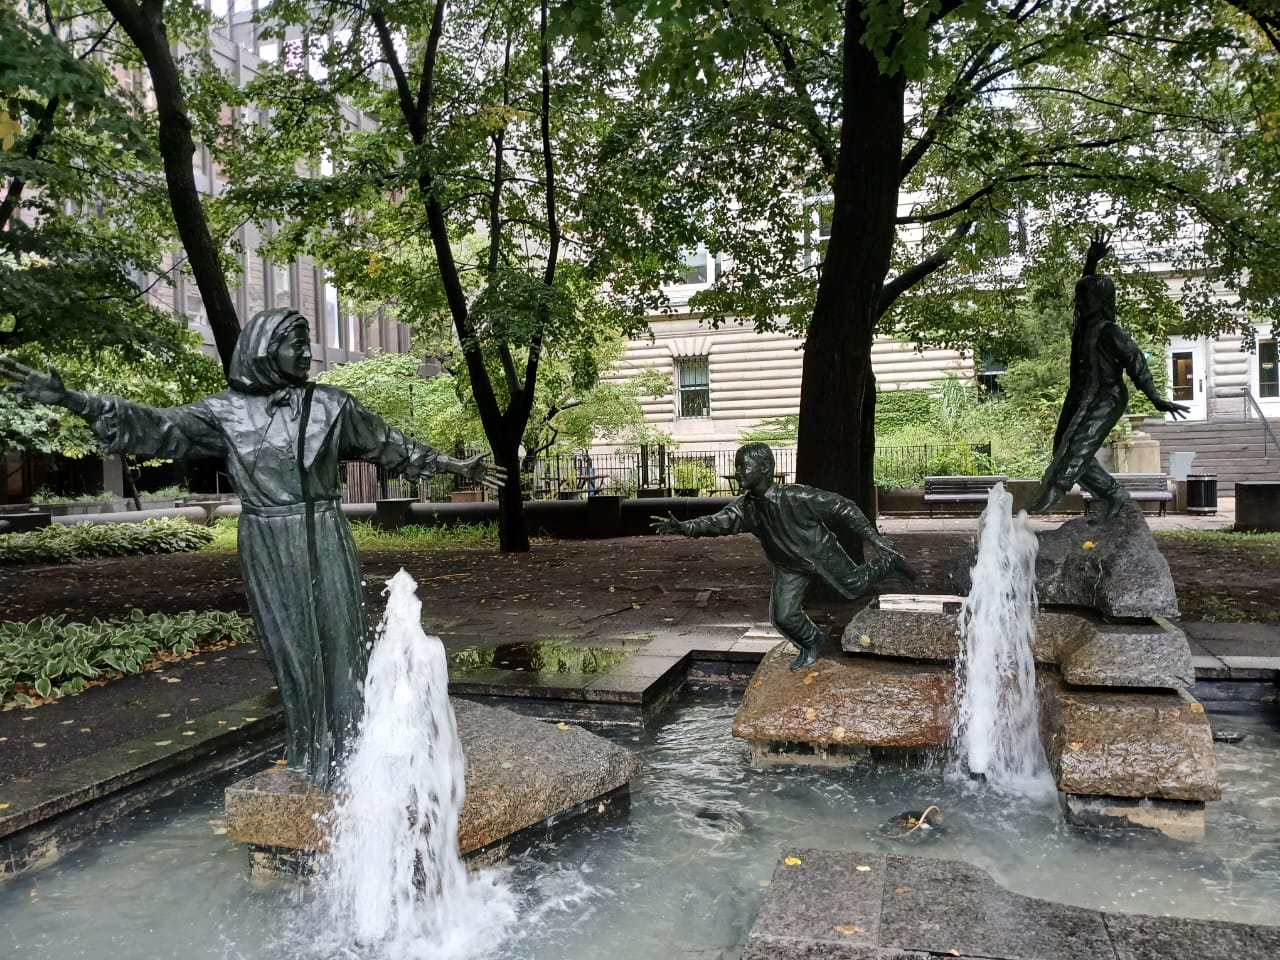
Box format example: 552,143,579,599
202,516,500,553
671,458,719,494
0,518,214,565
27,488,119,504
0,609,255,706
0,2,202,364
739,415,799,443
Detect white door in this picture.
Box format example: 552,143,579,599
1166,336,1207,421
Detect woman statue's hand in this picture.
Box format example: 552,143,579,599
0,356,74,407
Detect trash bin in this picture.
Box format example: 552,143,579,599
1185,472,1218,515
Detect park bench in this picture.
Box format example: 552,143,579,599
1080,473,1173,516
922,475,1008,516
174,494,239,524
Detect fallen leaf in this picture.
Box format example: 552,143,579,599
1189,703,1204,714
802,674,815,685
831,726,846,740
948,951,960,957
79,728,90,733
242,717,258,722
894,886,910,894
273,759,287,766
1082,540,1096,550
0,803,9,810
783,856,803,866
858,634,872,647
1067,741,1083,751
556,722,570,730
61,720,74,725
156,713,172,719
833,924,862,935
804,707,817,720
182,731,196,737
31,743,46,749
154,740,173,747
500,761,514,769
855,865,871,872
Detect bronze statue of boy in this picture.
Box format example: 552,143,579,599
2,308,504,785
652,443,916,670
1026,233,1189,520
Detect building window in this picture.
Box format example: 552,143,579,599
183,280,206,326
1260,338,1278,399
324,279,341,348
272,263,293,308
676,356,710,418
679,246,722,286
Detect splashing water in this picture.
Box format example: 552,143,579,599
951,483,1054,795
317,568,517,959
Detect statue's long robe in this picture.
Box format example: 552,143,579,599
79,312,442,783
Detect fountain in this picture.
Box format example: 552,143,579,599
317,569,516,957
223,573,642,881
732,487,1219,838
950,483,1052,793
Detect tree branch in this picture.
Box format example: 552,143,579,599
877,220,973,317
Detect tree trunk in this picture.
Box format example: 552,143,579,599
101,0,240,376
795,7,905,531
493,433,529,552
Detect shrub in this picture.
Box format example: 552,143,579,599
0,518,214,565
0,609,256,705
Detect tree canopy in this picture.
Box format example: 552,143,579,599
565,0,1280,515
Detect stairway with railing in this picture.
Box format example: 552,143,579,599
1144,389,1279,485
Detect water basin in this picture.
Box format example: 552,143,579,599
1,696,1277,959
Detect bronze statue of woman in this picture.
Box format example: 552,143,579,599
2,308,504,785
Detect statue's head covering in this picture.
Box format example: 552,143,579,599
229,308,310,395
1074,274,1115,327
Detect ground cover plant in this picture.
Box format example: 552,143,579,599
0,609,255,706
201,517,500,553
0,518,214,565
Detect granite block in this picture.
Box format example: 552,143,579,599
1104,911,1280,960
879,854,1116,959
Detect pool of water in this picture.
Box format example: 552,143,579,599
2,697,1277,960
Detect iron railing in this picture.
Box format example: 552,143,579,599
1242,387,1279,458
337,441,996,503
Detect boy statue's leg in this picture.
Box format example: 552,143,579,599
769,567,826,670
1080,461,1131,522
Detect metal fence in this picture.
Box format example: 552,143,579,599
339,441,993,503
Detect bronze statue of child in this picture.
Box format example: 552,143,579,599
652,442,916,670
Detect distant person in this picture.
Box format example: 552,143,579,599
2,308,504,785
651,443,916,669
1026,233,1189,521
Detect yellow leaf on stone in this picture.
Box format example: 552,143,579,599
556,722,570,730
833,924,862,935
154,740,173,747
1189,703,1204,713
156,713,171,718
802,674,815,685
32,743,46,748
1067,741,1083,751
182,731,196,737
804,707,817,720
831,726,846,741
0,803,9,810
243,717,258,722
858,634,871,647
894,886,910,894
783,856,803,866
273,759,287,765
949,951,961,957
855,865,871,872
1082,540,1096,550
